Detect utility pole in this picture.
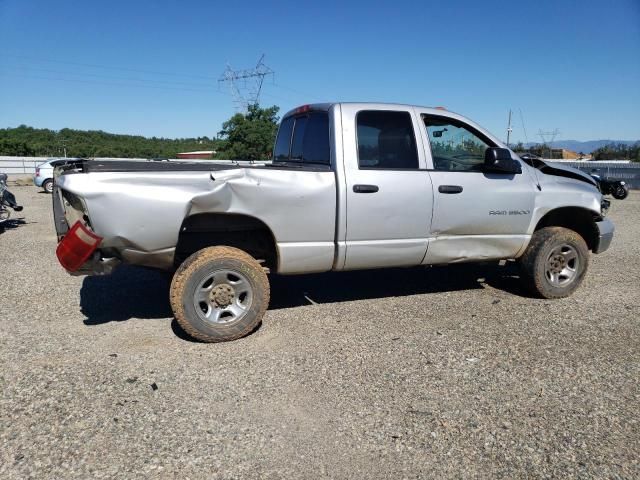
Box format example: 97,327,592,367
57,137,68,158
506,110,513,147
218,54,274,112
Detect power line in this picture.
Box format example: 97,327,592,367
518,108,529,144
2,53,216,80
0,72,221,94
538,128,561,159
538,128,560,145
3,56,315,105
0,54,320,106
218,55,274,111
3,65,215,88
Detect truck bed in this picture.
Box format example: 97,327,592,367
59,159,251,174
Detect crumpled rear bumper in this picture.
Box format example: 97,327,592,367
594,218,614,254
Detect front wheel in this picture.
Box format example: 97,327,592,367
518,227,589,299
170,246,270,342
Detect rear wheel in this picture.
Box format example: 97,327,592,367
43,179,54,193
519,227,589,299
170,246,270,342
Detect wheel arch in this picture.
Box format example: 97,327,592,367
175,213,279,272
533,207,600,251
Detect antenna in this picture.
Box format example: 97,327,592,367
218,54,274,112
518,109,529,144
506,109,513,146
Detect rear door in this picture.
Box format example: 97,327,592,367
339,104,434,270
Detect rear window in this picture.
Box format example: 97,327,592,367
273,117,294,162
273,112,330,165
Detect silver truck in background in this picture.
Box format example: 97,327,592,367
53,103,614,342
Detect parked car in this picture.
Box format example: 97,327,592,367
34,158,77,193
52,102,614,342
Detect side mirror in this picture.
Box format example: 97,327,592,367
484,148,522,174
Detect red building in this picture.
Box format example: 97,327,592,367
176,150,215,160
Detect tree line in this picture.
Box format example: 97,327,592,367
0,125,221,158
591,142,640,162
0,105,281,160
512,141,640,162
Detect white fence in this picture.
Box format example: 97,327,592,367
0,156,52,176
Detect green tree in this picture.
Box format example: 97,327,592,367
0,138,35,156
592,142,640,161
512,141,525,153
216,104,280,160
0,125,221,158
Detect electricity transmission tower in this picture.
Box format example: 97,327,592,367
537,128,560,158
218,55,274,112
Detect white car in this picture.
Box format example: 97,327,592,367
34,159,77,193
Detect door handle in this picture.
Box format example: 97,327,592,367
438,185,463,194
353,184,379,193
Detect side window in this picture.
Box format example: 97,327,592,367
274,112,330,165
356,111,419,169
274,117,294,162
423,115,491,172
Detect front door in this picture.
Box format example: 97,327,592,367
419,113,536,263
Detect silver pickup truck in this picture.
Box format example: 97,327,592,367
53,103,614,342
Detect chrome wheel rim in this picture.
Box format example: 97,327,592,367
193,269,253,324
545,244,579,286
45,182,53,193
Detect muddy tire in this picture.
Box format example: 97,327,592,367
519,227,589,299
170,246,270,342
43,179,54,193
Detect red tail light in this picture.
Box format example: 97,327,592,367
56,221,102,271
35,168,40,176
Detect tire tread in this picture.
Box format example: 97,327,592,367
169,246,270,342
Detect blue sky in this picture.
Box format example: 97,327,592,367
1,0,639,142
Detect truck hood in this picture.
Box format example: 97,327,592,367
521,157,598,188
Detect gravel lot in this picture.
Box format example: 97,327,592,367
1,186,639,479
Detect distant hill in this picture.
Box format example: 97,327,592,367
524,140,639,154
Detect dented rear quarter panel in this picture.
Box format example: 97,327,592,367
56,167,337,273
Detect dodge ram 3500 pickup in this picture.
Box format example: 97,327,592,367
53,103,614,342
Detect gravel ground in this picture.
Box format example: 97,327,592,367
1,186,639,479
